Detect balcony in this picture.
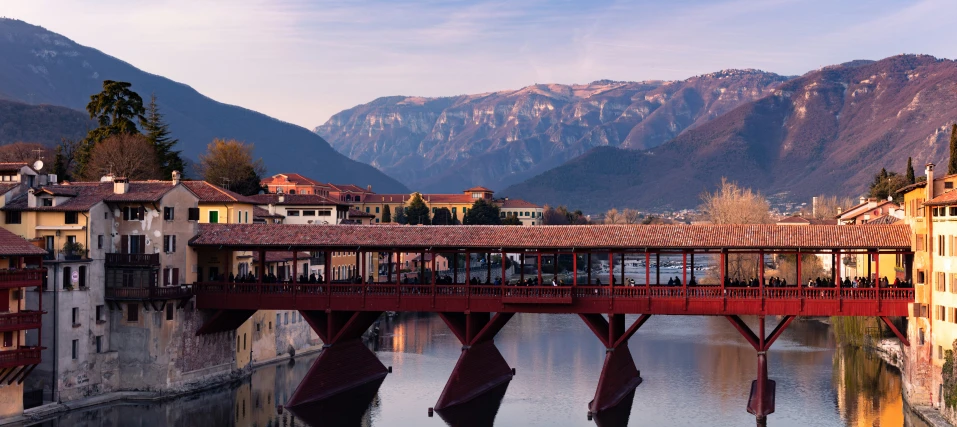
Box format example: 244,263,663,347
0,347,41,370
0,311,42,333
106,285,193,301
105,253,159,267
0,269,44,289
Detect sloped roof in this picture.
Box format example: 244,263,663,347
182,181,253,204
497,198,540,209
362,194,409,204
252,250,312,263
776,216,838,225
253,206,284,219
867,215,901,224
0,228,46,256
4,183,112,212
262,173,328,187
924,190,957,206
328,183,373,194
348,208,375,218
246,193,344,206
0,183,19,196
0,163,33,174
422,194,474,204
104,181,179,203
464,186,493,193
190,224,913,250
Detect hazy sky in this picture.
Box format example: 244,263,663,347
3,0,954,129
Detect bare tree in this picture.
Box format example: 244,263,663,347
81,134,161,181
198,139,267,195
0,142,52,163
700,178,772,281
604,208,642,224
806,195,857,219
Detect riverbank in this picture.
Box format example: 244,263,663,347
910,404,953,427
3,345,324,426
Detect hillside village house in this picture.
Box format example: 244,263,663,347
260,173,331,196
356,187,543,225
835,198,905,282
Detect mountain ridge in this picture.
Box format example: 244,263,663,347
316,70,791,193
0,18,408,192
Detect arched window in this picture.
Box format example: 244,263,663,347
289,190,296,194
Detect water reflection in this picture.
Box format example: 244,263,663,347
29,314,919,427
435,382,510,427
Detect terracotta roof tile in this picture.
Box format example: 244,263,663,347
464,186,494,192
497,199,540,209
348,209,375,218
253,206,284,219
422,194,475,204
924,190,957,206
190,224,913,250
867,215,901,225
0,228,47,256
262,173,329,188
0,183,18,196
246,193,344,206
362,194,409,204
252,251,311,263
182,181,253,203
329,184,373,194
0,163,31,173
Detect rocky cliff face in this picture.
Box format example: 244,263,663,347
503,55,957,211
317,71,789,192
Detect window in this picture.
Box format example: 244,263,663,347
317,209,332,216
951,207,957,217
244,211,248,223
287,210,300,216
163,207,175,221
127,303,138,322
97,235,103,249
376,207,380,213
302,210,316,216
941,235,946,256
947,182,955,189
188,207,200,221
268,321,272,330
284,312,289,325
121,235,147,254
276,314,280,328
163,235,177,253
166,303,174,320
4,211,20,224
79,266,86,289
122,206,145,221
96,305,104,323
917,235,926,252
920,328,926,345
65,212,78,224
938,272,946,292
63,266,71,289
243,333,247,350
2,332,11,347
95,336,102,353
938,305,947,320
72,307,79,326
42,198,52,207
209,211,219,223
71,339,78,360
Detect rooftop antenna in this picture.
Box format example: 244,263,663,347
220,177,231,190
32,148,44,171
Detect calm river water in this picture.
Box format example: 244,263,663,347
33,314,928,427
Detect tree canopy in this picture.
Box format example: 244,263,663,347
906,157,915,184
463,199,501,225
501,216,522,225
394,206,407,225
142,94,185,178
868,168,908,203
199,139,267,196
432,207,453,225
76,81,146,177
698,178,771,224
542,205,588,225
405,193,430,225
81,134,160,181
950,123,957,175
381,205,392,223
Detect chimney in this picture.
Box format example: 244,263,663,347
113,177,129,195
811,196,818,217
367,185,372,192
268,204,276,215
171,170,181,185
927,163,936,200
859,196,866,205
278,194,285,204
27,188,37,208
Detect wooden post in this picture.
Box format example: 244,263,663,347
645,251,650,286
502,251,507,285
682,251,687,286
292,251,298,284
720,250,726,295
572,252,578,286
537,252,542,286
587,253,591,285
758,251,764,288
608,252,614,287
620,252,625,287
656,252,661,285
520,253,525,284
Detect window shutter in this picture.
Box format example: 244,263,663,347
163,268,170,286
122,207,130,221
120,235,128,254
173,268,180,286
172,235,176,253
138,236,146,254
163,236,169,253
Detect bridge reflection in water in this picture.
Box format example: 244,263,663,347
188,223,915,424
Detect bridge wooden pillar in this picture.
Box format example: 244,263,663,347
682,251,687,286
645,251,650,287
608,253,613,287
573,252,578,286
656,252,660,285
619,252,625,287
580,313,651,414
435,312,515,410
287,310,387,407
537,252,542,286
502,251,507,285
586,253,591,285
520,253,525,284
725,314,794,423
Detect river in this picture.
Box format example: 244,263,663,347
31,313,928,427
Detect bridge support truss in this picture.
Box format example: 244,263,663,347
726,315,794,422
286,310,387,407
435,312,515,410
580,313,651,413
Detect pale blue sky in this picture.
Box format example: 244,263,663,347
2,0,954,128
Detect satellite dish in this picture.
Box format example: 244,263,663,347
33,160,43,171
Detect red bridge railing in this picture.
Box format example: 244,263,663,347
0,269,44,289
0,311,42,332
105,285,193,300
193,282,913,316
0,347,41,369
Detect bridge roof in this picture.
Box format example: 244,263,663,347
189,224,912,251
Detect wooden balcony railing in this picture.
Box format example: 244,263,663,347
0,347,41,370
105,253,159,267
0,311,42,332
0,269,44,289
106,285,193,301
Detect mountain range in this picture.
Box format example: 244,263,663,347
0,18,408,193
504,55,957,211
317,71,790,193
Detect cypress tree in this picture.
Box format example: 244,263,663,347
906,157,915,184
142,94,185,178
949,123,957,175
405,193,431,225
381,205,392,223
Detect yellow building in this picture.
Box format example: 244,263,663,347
356,187,542,225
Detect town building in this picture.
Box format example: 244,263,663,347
0,228,46,418
246,193,350,225
356,188,543,225
260,173,331,196
498,198,544,225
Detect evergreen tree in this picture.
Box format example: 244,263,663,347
432,207,453,225
950,123,957,175
463,198,502,225
394,206,407,225
906,157,915,184
76,81,146,177
381,205,392,223
406,193,431,225
501,216,522,225
142,94,185,178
